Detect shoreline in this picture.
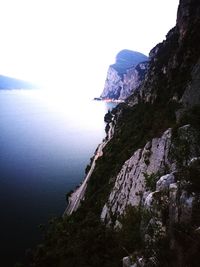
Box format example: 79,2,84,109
93,97,125,103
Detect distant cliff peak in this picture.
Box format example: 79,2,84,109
101,50,148,100
111,49,148,75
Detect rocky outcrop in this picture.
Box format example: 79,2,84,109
102,124,200,266
119,62,149,100
101,128,173,223
180,57,200,108
101,66,123,100
126,0,200,108
101,50,148,100
176,0,200,42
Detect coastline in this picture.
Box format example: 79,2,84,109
93,97,125,103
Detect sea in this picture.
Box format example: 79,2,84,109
0,89,114,266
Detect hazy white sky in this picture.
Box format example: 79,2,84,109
0,0,179,98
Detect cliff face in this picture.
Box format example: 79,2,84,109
29,0,200,266
98,0,200,265
119,62,148,100
101,128,173,223
102,125,200,266
129,0,200,106
101,66,123,99
101,50,148,100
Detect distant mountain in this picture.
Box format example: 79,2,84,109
0,75,36,89
111,49,148,75
101,50,149,100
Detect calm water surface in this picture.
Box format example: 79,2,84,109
0,89,110,266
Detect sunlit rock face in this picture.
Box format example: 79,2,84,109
101,50,148,100
101,66,123,99
119,62,149,100
102,124,200,266
101,128,173,223
101,125,200,223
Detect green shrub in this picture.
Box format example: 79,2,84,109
117,206,142,253
143,172,160,191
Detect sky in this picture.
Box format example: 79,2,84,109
0,0,179,98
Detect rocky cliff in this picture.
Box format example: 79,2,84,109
101,50,148,100
99,0,200,265
29,0,200,266
129,0,200,107
102,124,200,266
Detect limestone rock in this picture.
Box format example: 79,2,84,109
101,124,200,228
101,128,172,222
119,62,149,100
101,50,148,100
156,173,175,191
169,183,179,225
123,256,132,267
179,190,194,223
101,66,123,99
180,57,200,108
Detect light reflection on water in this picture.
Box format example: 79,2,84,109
0,89,111,265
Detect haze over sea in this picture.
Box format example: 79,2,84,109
0,89,111,265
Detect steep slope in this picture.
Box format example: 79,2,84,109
101,50,148,100
27,0,200,266
129,0,200,106
102,124,200,266
99,0,200,265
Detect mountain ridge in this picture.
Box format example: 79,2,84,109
0,74,36,89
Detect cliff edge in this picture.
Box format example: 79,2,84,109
101,50,148,100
